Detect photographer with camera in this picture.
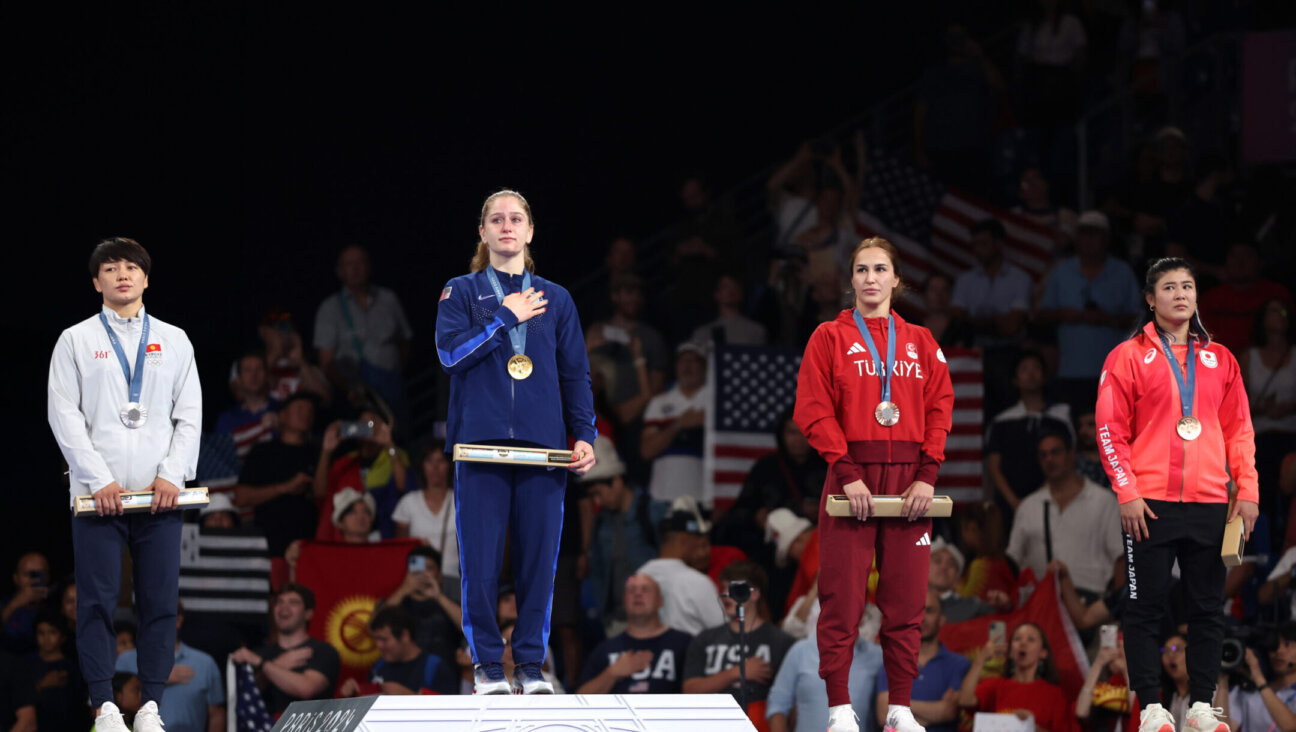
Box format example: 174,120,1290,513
1229,622,1296,732
683,562,794,732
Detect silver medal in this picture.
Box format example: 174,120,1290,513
120,402,148,429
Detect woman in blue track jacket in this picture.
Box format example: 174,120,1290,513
435,189,597,694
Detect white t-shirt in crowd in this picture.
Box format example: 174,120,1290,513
1006,477,1123,594
392,489,460,579
643,385,710,506
636,558,726,636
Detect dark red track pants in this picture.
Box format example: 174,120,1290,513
816,460,930,708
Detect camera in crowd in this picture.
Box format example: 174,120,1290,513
1221,621,1277,689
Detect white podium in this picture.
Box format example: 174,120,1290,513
273,694,757,732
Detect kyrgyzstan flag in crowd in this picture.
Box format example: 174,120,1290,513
938,572,1090,702
295,539,420,691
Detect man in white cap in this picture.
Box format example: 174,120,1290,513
1038,209,1141,411
637,511,725,636
929,538,1011,623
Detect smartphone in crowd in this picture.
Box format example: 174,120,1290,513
989,620,1007,646
602,325,631,345
1100,624,1119,649
408,555,427,572
339,420,375,440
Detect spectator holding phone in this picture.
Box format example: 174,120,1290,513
376,545,462,671
313,407,415,541
1075,632,1134,732
959,622,1070,732
1,553,49,655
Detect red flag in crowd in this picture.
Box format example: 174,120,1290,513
294,539,420,691
938,572,1090,703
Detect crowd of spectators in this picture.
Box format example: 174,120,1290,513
10,4,1296,731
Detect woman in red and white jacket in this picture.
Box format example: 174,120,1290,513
795,237,954,732
1095,257,1258,732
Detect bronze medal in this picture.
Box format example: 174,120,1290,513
875,401,900,427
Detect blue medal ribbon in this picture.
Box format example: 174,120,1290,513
485,267,530,358
852,310,896,403
1154,329,1195,418
99,311,150,404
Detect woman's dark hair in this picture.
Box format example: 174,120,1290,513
1159,631,1187,702
1135,257,1211,346
774,405,797,455
1003,622,1060,684
1251,298,1294,349
413,438,449,482
89,237,151,278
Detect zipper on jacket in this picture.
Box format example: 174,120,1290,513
509,379,516,439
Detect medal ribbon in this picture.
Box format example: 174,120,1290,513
485,267,530,357
852,310,896,404
99,311,150,404
1154,330,1195,418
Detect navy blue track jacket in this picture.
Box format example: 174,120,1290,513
436,267,597,449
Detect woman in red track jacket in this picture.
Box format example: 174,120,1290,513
795,237,954,732
1095,257,1258,732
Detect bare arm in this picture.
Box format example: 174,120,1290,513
207,706,226,732
261,660,330,701
986,453,1020,512
769,713,790,732
1223,562,1255,601
641,422,680,461
9,706,35,732
912,689,960,725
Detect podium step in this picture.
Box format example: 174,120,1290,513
274,693,757,731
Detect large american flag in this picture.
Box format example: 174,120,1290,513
702,343,985,507
856,149,1060,289
703,345,802,511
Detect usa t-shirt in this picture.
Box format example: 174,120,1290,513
577,628,693,694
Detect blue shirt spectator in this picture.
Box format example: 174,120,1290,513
117,642,223,732
874,645,970,732
1039,214,1140,385
767,635,883,732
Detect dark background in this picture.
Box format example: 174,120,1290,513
6,6,1001,578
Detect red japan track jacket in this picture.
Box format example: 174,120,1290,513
1095,322,1258,505
794,310,955,488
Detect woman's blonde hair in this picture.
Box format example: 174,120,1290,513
850,236,905,299
470,189,536,273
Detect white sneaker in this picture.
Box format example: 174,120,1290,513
1183,702,1228,732
92,702,129,732
885,706,927,732
473,663,511,695
828,704,860,732
1139,703,1177,732
133,700,166,732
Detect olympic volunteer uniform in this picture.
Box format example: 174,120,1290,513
1095,321,1257,705
435,267,596,669
47,305,202,708
794,310,954,708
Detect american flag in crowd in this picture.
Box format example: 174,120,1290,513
230,661,275,732
937,346,987,503
703,345,802,511
855,149,1059,290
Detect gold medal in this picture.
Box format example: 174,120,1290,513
507,354,533,380
875,401,900,427
1176,416,1201,441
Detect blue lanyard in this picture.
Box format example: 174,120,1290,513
852,310,896,402
485,267,530,357
98,311,150,403
1155,330,1195,418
